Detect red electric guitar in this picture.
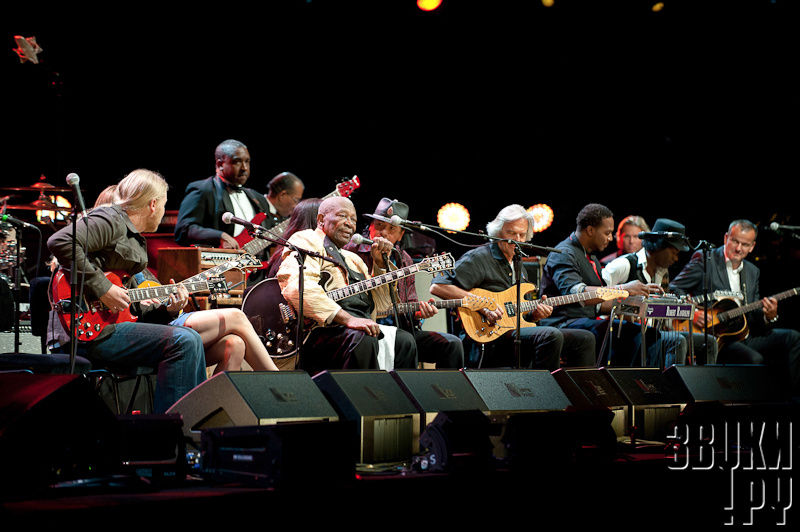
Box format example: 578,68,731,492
51,253,261,341
233,175,361,254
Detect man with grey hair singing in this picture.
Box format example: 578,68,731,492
431,204,596,369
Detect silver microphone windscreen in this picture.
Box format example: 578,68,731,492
350,233,373,246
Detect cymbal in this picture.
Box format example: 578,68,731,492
4,199,70,211
1,184,72,193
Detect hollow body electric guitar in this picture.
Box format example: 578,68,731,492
52,273,228,341
241,253,455,359
234,176,361,253
52,254,261,342
459,283,629,343
671,287,799,350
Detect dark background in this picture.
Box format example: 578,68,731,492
5,0,799,328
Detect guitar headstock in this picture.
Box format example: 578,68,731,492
420,253,455,275
336,175,361,198
206,276,230,295
228,253,263,271
596,287,629,300
462,293,497,312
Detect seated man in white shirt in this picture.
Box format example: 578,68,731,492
602,218,714,366
669,219,800,396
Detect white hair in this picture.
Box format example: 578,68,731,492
486,204,534,241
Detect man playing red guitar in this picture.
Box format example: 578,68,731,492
49,169,278,414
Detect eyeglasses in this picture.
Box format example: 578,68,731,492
727,235,755,250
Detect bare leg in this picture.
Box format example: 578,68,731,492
182,308,279,371
205,334,246,373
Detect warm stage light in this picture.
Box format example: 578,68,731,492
651,2,665,12
37,195,71,224
417,0,443,12
527,203,554,233
541,0,555,7
437,202,470,231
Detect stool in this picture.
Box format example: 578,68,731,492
89,366,157,415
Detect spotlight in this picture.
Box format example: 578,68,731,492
527,203,554,233
437,203,470,231
417,0,443,12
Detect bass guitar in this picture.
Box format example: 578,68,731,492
234,175,361,252
241,253,455,360
671,287,799,350
459,283,629,343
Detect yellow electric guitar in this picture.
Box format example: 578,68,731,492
459,283,629,343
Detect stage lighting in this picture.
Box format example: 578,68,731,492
651,2,665,12
527,203,554,233
437,203,470,231
541,0,555,7
417,0,443,12
37,195,72,224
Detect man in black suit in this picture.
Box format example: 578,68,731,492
669,219,800,395
174,139,271,249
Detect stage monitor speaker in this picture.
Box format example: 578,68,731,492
0,373,120,495
604,367,689,442
201,422,355,489
461,369,572,420
663,364,791,404
391,369,489,434
553,368,628,438
312,370,420,464
165,371,340,447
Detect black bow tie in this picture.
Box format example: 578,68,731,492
218,176,243,192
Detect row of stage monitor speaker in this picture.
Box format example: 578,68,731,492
1,365,791,491
164,364,793,464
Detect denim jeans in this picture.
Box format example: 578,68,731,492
83,322,206,413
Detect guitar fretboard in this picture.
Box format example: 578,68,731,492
327,263,424,302
127,280,214,302
718,288,799,321
377,298,464,317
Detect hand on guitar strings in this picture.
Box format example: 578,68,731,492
100,284,131,313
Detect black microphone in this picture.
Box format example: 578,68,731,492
349,233,374,246
638,231,686,240
221,211,261,232
66,173,87,217
0,213,37,229
769,222,800,231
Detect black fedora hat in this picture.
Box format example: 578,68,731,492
650,218,690,251
364,197,409,222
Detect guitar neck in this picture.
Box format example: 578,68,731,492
718,288,799,320
242,188,345,257
517,290,598,313
326,263,422,302
378,298,464,317
126,279,212,303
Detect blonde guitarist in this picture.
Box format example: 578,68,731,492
430,204,596,369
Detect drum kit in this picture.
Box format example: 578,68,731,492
1,176,73,333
